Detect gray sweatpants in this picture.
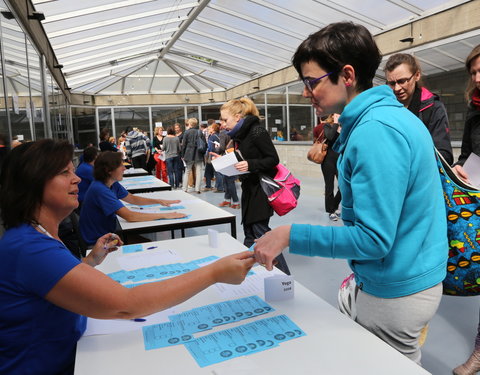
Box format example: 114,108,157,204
342,282,442,365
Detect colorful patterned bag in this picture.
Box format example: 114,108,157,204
437,151,480,296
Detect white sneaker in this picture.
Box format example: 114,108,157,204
335,209,341,218
329,213,339,221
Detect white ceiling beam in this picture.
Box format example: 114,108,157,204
435,48,466,64
54,19,185,48
47,2,197,38
157,0,210,59
58,34,171,60
186,29,290,64
147,59,160,94
169,60,228,89
196,17,292,52
386,0,423,16
42,0,159,23
414,55,449,72
166,53,253,79
164,60,200,93
313,0,386,29
208,3,305,40
248,0,323,29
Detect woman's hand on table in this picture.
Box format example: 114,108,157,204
85,233,123,267
209,251,256,284
157,199,181,206
160,212,187,219
253,225,291,271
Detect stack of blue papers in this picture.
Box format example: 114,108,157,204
143,296,274,350
185,315,306,367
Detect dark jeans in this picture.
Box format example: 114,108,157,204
243,219,290,275
166,156,182,188
321,150,341,214
204,162,215,188
215,171,224,191
223,175,238,202
132,154,147,170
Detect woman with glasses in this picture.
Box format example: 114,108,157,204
384,53,453,164
254,22,447,365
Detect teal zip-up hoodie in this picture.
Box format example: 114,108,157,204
290,85,447,298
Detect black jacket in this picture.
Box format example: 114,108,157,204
456,103,480,166
408,86,453,165
232,115,279,225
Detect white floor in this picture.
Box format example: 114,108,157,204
167,174,479,375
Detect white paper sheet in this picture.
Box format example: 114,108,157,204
463,152,480,188
212,152,249,177
83,309,176,336
117,249,181,271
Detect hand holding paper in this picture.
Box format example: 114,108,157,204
254,225,291,271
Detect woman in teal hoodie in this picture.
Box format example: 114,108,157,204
254,22,448,364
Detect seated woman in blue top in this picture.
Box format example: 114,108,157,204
80,151,185,245
254,22,448,365
76,146,98,204
0,139,256,375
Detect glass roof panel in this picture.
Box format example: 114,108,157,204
29,0,473,95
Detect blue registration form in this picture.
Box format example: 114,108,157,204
185,315,306,367
142,296,275,350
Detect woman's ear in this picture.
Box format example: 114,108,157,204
342,65,356,88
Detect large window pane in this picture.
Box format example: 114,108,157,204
72,106,96,148
98,108,113,144
113,107,150,137
26,39,45,140
201,104,221,122
288,82,312,141
151,106,184,131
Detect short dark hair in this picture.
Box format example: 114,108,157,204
166,126,175,135
94,151,123,183
124,126,133,134
292,22,381,93
83,146,98,163
0,139,73,228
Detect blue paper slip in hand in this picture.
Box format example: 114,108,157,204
122,244,143,254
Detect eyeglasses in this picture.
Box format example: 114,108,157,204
303,71,334,92
385,72,416,87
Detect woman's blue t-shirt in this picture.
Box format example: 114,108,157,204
80,180,128,245
0,224,86,374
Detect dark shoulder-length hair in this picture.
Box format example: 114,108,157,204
94,151,123,183
0,139,73,229
292,22,381,93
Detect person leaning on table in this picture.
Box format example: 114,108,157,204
0,139,256,375
79,150,186,246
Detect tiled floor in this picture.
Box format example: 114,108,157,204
169,174,479,375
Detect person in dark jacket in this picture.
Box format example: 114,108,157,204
181,118,205,194
220,97,290,275
313,113,341,221
384,53,453,165
99,128,117,152
452,44,480,375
